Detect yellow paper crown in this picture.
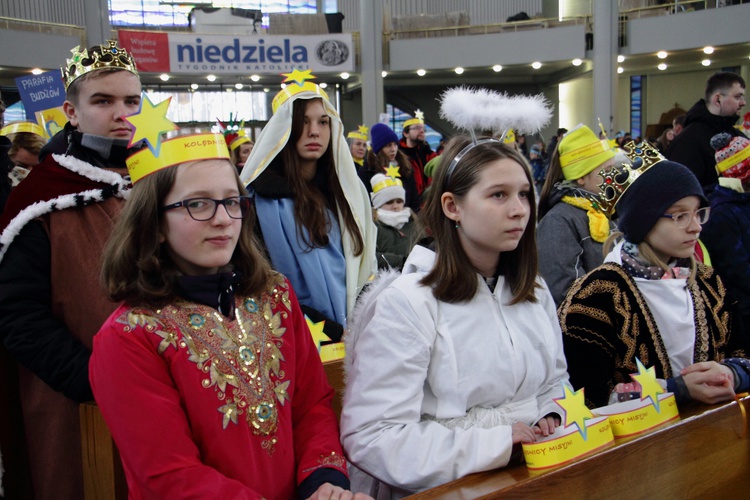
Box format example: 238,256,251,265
403,109,425,129
0,121,46,137
558,125,615,181
588,140,664,218
372,176,403,194
61,40,138,91
503,128,516,144
272,69,329,113
347,125,369,141
217,114,252,151
127,133,230,184
123,93,229,183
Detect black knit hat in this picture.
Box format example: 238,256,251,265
615,160,707,244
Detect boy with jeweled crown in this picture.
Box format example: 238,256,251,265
0,40,142,500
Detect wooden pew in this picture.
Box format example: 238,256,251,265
408,396,750,499
81,358,346,500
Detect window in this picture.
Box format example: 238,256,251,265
630,75,642,139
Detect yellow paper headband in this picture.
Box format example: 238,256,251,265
127,133,230,184
347,124,369,141
272,69,329,113
371,176,403,193
0,121,46,137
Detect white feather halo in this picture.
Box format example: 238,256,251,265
439,86,553,136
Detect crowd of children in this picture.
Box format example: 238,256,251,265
0,40,749,500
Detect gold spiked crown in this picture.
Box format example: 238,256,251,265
588,139,665,218
62,40,138,91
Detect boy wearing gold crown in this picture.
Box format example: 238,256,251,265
398,111,434,196
0,40,141,499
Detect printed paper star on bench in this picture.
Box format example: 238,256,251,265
631,358,665,411
306,316,330,352
124,93,179,154
554,382,594,439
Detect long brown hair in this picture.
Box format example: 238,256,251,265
537,145,563,220
419,136,540,304
101,160,274,308
365,147,413,177
281,98,364,255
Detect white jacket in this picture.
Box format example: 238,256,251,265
341,245,569,495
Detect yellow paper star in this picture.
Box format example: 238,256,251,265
282,69,315,86
414,109,424,121
358,124,369,136
385,165,401,178
554,382,594,439
305,316,330,352
632,358,664,411
123,93,179,154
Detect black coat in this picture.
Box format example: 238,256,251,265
665,99,746,188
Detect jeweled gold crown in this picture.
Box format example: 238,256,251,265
61,40,138,90
588,140,665,218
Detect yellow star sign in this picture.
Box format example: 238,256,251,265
305,316,330,353
554,382,594,439
631,358,665,411
385,165,401,178
414,109,424,121
282,69,315,86
123,93,179,154
358,124,369,136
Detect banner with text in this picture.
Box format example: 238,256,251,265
118,30,354,75
15,71,66,121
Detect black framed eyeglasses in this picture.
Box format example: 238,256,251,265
660,207,710,229
161,196,251,221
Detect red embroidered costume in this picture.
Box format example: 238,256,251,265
90,276,347,499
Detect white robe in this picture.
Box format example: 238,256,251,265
341,246,569,496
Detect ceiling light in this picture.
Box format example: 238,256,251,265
250,74,260,82
235,83,243,89
703,46,714,54
341,72,350,79
31,68,43,75
159,74,170,82
190,83,199,90
531,61,542,69
319,82,328,89
572,58,582,66
226,87,233,92
617,67,624,74
263,88,270,93
280,83,286,89
492,65,502,72
702,59,711,66
207,74,217,82
454,67,464,75
658,63,667,71
617,55,625,63
381,70,387,78
657,51,668,59
417,69,426,76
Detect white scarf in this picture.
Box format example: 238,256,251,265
376,207,411,230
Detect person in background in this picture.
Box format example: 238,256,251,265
529,143,546,194
560,149,750,409
398,110,434,195
0,40,142,500
1,122,47,187
91,123,369,499
240,70,376,349
656,127,674,154
672,114,686,136
701,132,750,334
537,125,615,305
369,173,418,270
218,116,253,172
546,127,567,157
342,136,568,497
666,71,746,188
361,123,421,213
347,125,368,172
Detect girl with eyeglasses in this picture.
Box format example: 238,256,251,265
91,132,368,499
560,159,750,409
